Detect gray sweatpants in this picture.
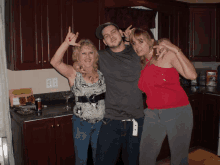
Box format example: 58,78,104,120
139,104,193,165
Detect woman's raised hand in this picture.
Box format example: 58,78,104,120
65,27,80,47
157,39,180,54
154,38,178,60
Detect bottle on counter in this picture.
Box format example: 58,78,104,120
35,98,42,111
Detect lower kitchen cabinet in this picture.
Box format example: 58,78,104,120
12,114,75,165
189,93,203,148
201,94,219,153
188,92,220,154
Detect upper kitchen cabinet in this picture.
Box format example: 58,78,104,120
189,5,218,62
5,0,63,70
100,0,190,54
158,8,189,57
5,0,100,70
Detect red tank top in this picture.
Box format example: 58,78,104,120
138,64,189,109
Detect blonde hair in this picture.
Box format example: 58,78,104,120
72,39,99,70
130,28,157,69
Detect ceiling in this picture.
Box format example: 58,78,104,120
176,0,220,3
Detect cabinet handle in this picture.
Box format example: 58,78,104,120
44,60,46,63
51,125,54,128
57,124,60,127
39,61,41,63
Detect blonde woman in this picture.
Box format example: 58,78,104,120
50,27,106,165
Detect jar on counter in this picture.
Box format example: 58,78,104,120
35,98,42,111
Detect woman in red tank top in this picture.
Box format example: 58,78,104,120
128,28,197,165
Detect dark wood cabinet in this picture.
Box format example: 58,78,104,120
158,9,189,57
5,0,100,70
5,0,220,69
54,115,75,164
201,94,219,153
188,94,203,148
5,0,65,70
158,4,220,62
12,114,74,165
189,6,217,61
23,118,57,165
188,92,220,154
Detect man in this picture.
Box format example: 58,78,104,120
94,22,144,165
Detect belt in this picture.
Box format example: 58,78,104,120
121,119,138,136
77,93,105,103
74,115,101,124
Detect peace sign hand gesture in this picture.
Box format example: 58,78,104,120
123,25,134,41
65,27,80,47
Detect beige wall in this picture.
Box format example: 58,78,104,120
7,69,70,94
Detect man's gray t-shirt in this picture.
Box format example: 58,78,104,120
99,45,144,120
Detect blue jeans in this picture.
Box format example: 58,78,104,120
95,117,144,165
72,115,102,165
139,104,193,165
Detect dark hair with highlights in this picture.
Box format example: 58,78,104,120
130,28,157,69
72,39,99,70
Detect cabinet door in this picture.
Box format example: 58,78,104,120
73,0,100,49
6,0,73,70
23,118,56,165
41,0,62,69
189,7,216,61
9,0,42,70
201,94,219,153
55,115,75,165
158,12,175,42
60,0,75,66
217,5,220,62
188,94,203,148
158,10,189,57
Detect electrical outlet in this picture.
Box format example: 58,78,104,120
46,78,52,88
52,77,58,87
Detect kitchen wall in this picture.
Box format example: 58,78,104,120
7,69,70,94
193,62,220,70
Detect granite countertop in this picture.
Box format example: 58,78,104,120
10,99,75,125
10,86,220,125
182,86,220,96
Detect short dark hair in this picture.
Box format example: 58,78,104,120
95,22,119,39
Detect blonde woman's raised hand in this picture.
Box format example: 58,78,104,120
123,25,134,41
65,27,80,47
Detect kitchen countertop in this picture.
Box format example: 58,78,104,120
182,86,220,96
10,100,75,125
10,86,220,125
